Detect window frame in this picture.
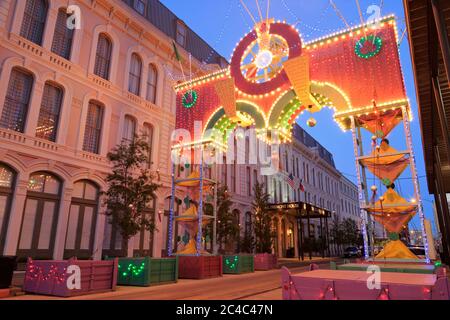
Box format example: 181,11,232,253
146,64,158,104
175,21,187,47
94,33,113,80
51,8,75,60
128,53,143,96
17,172,62,260
64,180,99,259
36,81,63,142
20,0,49,45
0,68,34,133
82,101,104,154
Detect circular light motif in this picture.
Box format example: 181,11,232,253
182,90,198,109
255,50,273,69
355,35,383,59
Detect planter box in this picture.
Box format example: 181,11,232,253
178,255,222,279
23,258,118,297
223,254,254,274
254,253,278,271
0,256,17,289
116,257,178,286
281,266,450,300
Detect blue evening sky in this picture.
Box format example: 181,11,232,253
160,0,436,233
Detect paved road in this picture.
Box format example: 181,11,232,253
7,265,321,300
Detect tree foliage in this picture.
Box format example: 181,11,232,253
330,216,361,251
252,181,275,254
216,185,240,253
104,135,160,241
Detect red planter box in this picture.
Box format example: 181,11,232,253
178,255,222,279
23,258,118,297
254,253,278,271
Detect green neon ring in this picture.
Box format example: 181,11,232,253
182,90,198,109
355,35,383,59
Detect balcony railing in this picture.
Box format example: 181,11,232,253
0,127,108,165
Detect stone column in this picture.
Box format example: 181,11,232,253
42,7,58,51
53,187,73,260
3,177,28,256
24,81,44,137
92,194,107,260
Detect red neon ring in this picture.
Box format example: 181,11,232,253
230,23,302,96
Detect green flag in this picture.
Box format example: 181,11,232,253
172,41,181,62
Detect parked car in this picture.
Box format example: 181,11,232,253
408,246,425,257
344,247,362,258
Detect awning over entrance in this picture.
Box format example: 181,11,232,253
268,202,332,219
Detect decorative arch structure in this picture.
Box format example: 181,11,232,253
170,15,430,262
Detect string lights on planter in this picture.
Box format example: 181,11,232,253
118,262,146,277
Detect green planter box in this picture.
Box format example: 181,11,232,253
222,254,254,274
116,257,178,287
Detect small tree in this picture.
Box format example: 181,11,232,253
252,181,275,254
240,229,255,254
216,185,240,253
104,134,160,244
330,216,344,255
342,218,361,247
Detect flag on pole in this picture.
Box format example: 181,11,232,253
299,179,305,192
285,174,297,190
172,41,182,62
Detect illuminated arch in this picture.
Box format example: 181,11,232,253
267,83,352,134
203,101,267,143
310,81,352,112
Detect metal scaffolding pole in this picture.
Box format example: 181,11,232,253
351,116,370,260
196,147,205,256
401,106,431,263
167,150,177,257
213,162,218,255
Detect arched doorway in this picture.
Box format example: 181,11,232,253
64,180,99,259
18,172,62,260
287,221,295,258
0,163,16,253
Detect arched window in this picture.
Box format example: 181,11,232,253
94,33,112,80
143,123,154,168
128,53,142,95
51,8,75,59
0,68,33,133
20,0,48,45
0,164,16,252
146,64,158,103
36,82,63,142
18,172,61,259
122,115,136,143
83,100,104,154
64,180,99,259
